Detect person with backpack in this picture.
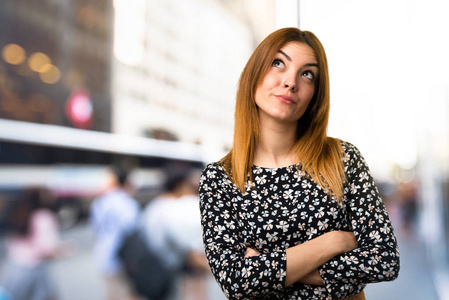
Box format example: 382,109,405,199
140,166,210,300
90,167,140,300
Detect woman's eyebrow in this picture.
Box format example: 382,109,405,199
305,63,319,68
278,50,292,61
278,50,319,68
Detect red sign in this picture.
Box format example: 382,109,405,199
66,89,93,129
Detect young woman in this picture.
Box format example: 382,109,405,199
199,27,400,300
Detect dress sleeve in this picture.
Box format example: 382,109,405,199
199,163,287,299
318,143,400,298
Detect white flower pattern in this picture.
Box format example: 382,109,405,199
199,142,400,299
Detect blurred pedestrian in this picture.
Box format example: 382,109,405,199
199,27,400,299
398,179,419,239
141,167,210,300
0,187,67,300
90,167,140,300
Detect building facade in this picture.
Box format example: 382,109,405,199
112,0,276,156
0,0,114,132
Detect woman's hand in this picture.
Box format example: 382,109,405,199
245,247,261,257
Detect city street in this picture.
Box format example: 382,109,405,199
1,1,449,300
0,219,441,300
0,221,226,300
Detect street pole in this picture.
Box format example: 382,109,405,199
297,0,300,28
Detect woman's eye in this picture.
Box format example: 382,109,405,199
302,71,315,80
272,59,285,68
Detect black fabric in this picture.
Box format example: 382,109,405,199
118,229,174,300
199,142,400,299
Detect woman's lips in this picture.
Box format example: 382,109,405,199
275,95,295,104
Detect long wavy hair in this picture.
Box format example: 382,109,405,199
221,27,346,201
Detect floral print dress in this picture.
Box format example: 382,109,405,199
199,142,400,299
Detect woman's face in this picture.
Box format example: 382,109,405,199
255,41,318,126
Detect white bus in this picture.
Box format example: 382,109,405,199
0,119,206,230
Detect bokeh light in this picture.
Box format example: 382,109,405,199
39,64,61,84
28,52,52,73
2,44,26,65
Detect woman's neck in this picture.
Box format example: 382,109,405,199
253,120,298,168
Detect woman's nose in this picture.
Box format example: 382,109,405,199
283,79,297,91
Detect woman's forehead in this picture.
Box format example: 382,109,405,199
278,41,317,62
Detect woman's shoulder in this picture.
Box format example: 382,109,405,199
202,161,225,174
200,161,238,190
201,161,230,181
335,139,363,159
335,139,369,175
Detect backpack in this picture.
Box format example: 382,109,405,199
118,229,175,300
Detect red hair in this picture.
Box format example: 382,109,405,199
221,27,346,201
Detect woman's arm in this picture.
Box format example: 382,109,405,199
284,230,357,286
200,163,360,299
245,230,357,287
200,164,287,299
317,143,400,298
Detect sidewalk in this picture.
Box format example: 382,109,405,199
1,222,444,300
50,223,442,300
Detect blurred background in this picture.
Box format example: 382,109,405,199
0,0,448,299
